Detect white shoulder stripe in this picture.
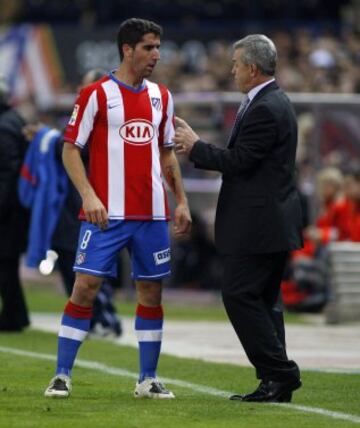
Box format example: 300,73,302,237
76,89,98,147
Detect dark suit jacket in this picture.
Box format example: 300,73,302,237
189,81,303,255
0,105,30,257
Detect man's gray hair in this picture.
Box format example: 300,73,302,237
234,35,277,76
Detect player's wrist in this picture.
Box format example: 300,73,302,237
81,186,96,199
176,198,189,207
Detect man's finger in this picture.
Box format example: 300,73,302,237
84,211,92,224
175,116,188,128
100,208,109,229
174,142,185,153
89,211,97,225
96,208,108,230
94,210,103,228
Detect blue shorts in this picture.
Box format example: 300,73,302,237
73,220,171,281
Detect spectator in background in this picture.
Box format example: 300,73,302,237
303,167,360,245
283,167,360,312
330,168,360,242
0,75,30,332
282,167,344,312
304,167,344,246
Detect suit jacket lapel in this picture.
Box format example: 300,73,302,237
227,81,279,148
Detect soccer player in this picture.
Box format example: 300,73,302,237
44,18,191,399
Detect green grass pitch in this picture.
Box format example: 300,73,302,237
0,283,359,427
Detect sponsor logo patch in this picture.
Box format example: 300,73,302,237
119,119,154,145
68,104,79,126
76,252,86,265
153,248,171,265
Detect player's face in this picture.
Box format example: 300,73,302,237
130,33,161,78
232,48,252,93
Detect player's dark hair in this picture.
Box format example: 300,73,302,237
117,18,163,60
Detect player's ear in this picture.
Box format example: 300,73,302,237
122,44,134,59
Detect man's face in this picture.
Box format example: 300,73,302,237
231,48,252,93
128,33,161,78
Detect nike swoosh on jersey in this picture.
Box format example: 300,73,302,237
108,104,121,109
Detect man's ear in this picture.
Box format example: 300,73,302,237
122,44,133,59
250,63,258,77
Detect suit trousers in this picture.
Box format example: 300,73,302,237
221,251,300,382
0,256,30,329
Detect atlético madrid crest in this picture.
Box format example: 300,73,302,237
76,252,86,265
151,97,161,111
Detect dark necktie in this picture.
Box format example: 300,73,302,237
227,95,250,147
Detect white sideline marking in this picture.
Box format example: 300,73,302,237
0,346,359,424
306,368,360,375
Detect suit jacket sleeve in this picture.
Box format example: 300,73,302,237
189,104,277,176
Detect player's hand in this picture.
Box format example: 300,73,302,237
173,117,200,155
173,202,192,237
82,192,109,230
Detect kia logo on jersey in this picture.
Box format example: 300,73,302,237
119,119,155,145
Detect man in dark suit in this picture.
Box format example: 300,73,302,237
174,34,303,403
0,75,30,331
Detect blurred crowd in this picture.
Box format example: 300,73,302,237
1,1,360,327
150,29,360,94
282,166,360,312
0,0,351,26
1,0,360,96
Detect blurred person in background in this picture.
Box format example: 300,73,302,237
329,168,360,242
305,167,344,246
0,75,30,332
304,167,360,245
285,168,360,311
282,167,344,312
175,34,303,403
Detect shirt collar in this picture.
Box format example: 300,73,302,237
109,70,146,93
247,78,275,102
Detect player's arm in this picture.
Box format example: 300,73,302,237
62,142,108,229
160,146,191,236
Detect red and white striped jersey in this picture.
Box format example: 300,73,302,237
64,72,175,221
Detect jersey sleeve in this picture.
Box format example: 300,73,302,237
158,89,175,148
63,86,98,148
